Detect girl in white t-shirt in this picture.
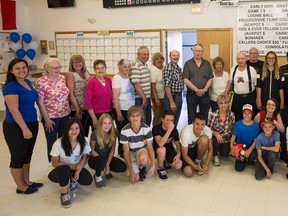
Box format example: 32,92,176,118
48,118,92,208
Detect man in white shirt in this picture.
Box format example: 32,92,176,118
180,112,213,177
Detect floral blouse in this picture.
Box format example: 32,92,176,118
36,74,70,118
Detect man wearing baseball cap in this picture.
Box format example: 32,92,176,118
255,117,280,180
230,104,259,172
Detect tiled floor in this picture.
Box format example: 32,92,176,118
1,100,288,216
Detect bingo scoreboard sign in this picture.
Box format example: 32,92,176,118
103,0,200,8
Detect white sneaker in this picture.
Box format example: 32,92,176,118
196,161,204,176
212,155,220,166
60,193,71,208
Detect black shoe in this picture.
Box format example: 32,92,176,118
105,172,113,179
164,160,171,170
281,156,288,163
157,168,168,181
139,166,146,181
16,186,38,194
247,159,254,166
30,182,43,188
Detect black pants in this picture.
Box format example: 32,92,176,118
48,165,93,187
70,110,90,137
112,108,129,156
231,91,256,121
3,121,39,168
88,155,127,176
212,136,230,157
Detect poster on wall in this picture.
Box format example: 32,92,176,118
237,1,288,56
0,33,16,73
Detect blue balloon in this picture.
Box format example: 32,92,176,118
9,32,20,43
26,49,36,60
16,49,26,58
22,33,32,44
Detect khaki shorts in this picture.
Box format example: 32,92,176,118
128,148,148,174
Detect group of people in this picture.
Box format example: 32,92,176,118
3,45,288,208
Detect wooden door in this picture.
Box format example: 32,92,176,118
197,29,233,73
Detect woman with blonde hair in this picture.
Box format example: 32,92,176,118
150,52,165,126
88,114,127,187
256,51,284,110
66,55,90,136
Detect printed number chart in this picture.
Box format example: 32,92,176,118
55,30,161,74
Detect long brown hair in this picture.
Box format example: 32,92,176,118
262,51,279,81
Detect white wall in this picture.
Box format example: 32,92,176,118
1,0,238,68
167,31,183,67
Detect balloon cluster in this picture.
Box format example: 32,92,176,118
9,32,39,61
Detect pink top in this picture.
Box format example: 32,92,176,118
36,74,70,118
85,76,112,114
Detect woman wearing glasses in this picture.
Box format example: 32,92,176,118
85,59,112,129
254,98,287,162
36,58,70,162
256,51,284,111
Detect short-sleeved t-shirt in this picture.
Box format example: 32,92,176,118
50,137,91,165
152,123,179,149
232,120,259,147
36,74,70,118
90,130,111,158
180,124,212,148
120,122,153,151
3,79,38,123
256,131,280,150
112,73,135,110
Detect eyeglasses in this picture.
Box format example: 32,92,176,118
95,67,106,70
73,61,82,64
50,66,62,70
267,57,275,60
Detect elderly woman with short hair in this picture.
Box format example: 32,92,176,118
150,52,165,126
36,58,70,162
210,56,230,112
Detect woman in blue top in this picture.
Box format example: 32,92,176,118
2,58,42,194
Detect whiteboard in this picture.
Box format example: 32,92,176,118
55,31,161,74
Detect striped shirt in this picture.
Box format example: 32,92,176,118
130,58,151,98
120,122,153,151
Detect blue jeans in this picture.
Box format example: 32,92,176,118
255,151,278,180
42,115,70,162
235,147,257,172
186,91,210,124
135,98,151,126
164,93,183,127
